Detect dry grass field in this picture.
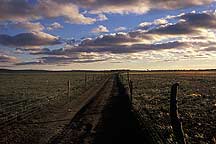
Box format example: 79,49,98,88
0,71,105,104
125,71,216,143
0,70,215,143
0,71,110,144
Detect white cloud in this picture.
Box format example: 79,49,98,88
47,22,63,31
37,0,96,24
97,14,108,21
139,18,168,29
139,22,152,27
0,0,96,24
11,21,45,32
115,26,127,32
91,25,109,33
154,19,168,25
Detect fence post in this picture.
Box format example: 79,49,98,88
170,83,185,144
68,80,71,101
127,71,130,84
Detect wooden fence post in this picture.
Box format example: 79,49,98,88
170,83,186,144
127,71,130,84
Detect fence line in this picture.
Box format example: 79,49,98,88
120,73,186,144
0,73,110,128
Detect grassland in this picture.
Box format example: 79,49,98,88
0,71,106,104
126,71,216,143
0,71,108,127
0,70,215,143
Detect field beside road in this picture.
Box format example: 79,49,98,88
0,70,215,144
126,71,216,143
0,71,109,144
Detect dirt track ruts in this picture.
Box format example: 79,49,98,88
48,75,114,144
49,74,151,144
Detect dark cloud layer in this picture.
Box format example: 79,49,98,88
70,0,213,14
0,0,36,21
149,12,216,35
80,33,140,47
34,41,186,55
0,0,95,24
0,0,213,24
0,32,61,47
0,54,17,63
16,55,108,66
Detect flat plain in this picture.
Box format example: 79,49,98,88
128,71,216,143
0,70,215,144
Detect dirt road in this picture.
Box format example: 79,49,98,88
49,75,114,144
49,74,150,144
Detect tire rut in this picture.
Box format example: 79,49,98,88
49,76,114,144
93,74,150,144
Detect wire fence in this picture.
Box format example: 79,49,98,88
0,72,110,128
119,71,216,144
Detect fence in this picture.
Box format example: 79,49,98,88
0,72,110,128
119,72,186,144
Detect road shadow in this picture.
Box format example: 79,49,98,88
93,74,150,144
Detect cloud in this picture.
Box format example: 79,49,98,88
10,21,45,32
0,0,96,24
0,31,61,48
91,25,109,33
97,14,108,21
115,27,127,32
37,0,96,24
139,18,168,28
47,22,63,31
4,9,216,66
30,11,216,57
25,11,216,65
138,18,169,30
1,0,212,27
148,12,216,35
33,41,187,55
0,54,17,63
16,54,109,65
15,60,43,66
15,47,51,55
0,0,37,22
149,22,196,35
154,18,168,25
139,22,152,28
180,12,216,28
201,47,216,51
72,0,214,14
80,32,141,47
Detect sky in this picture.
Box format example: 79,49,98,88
0,0,216,70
